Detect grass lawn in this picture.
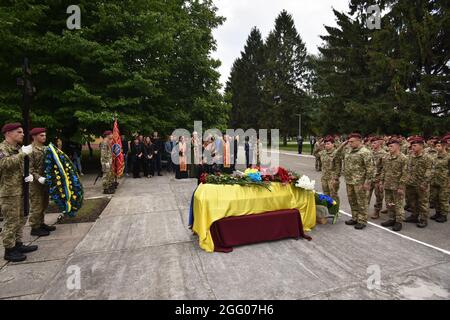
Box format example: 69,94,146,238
278,142,312,154
53,197,111,224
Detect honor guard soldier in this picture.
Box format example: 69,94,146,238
0,123,37,262
101,130,115,194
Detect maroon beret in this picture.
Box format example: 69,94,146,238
1,122,22,134
103,130,113,137
387,138,400,146
348,133,362,140
410,136,425,145
30,127,46,136
324,136,335,143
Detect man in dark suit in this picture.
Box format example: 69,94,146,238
152,132,163,176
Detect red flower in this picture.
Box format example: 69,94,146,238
200,173,208,184
276,167,290,183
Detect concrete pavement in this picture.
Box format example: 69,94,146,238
1,156,449,299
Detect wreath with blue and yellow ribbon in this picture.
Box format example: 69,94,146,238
44,143,84,216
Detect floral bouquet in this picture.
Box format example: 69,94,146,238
44,143,84,217
315,193,340,223
260,166,299,184
199,170,271,190
295,175,316,191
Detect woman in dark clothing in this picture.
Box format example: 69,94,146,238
143,136,155,178
130,137,144,178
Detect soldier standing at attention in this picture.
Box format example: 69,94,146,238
318,136,342,204
29,127,55,237
101,130,115,194
380,138,408,231
430,139,449,223
313,137,324,172
337,133,375,230
369,136,387,219
405,137,434,228
0,123,37,262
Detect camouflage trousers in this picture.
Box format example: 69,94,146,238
0,196,25,249
346,184,368,224
368,182,384,211
321,177,340,204
315,157,322,171
430,184,449,217
405,185,430,220
384,189,405,223
29,185,50,229
102,171,115,190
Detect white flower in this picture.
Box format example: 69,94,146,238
295,175,315,191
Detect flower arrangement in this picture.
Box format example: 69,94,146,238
315,192,340,222
295,175,316,191
44,143,84,217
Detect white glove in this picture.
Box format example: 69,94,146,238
38,177,46,184
24,174,34,183
21,144,33,155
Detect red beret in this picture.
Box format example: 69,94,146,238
324,135,335,143
29,127,46,136
410,136,425,144
348,133,362,140
1,122,22,134
387,138,400,146
103,130,113,137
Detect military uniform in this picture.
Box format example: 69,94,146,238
29,144,50,230
381,152,408,223
313,141,323,171
0,140,26,249
100,140,114,192
318,148,342,204
369,148,387,216
405,151,434,223
430,152,450,219
337,143,375,226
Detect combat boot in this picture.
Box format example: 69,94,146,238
370,209,380,220
354,223,366,230
435,214,447,223
41,223,56,232
405,215,419,223
381,219,395,227
103,188,114,195
392,222,402,232
345,219,357,226
30,227,50,237
4,247,26,262
417,220,428,228
15,242,38,253
430,213,438,220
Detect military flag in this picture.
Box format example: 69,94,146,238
112,119,124,178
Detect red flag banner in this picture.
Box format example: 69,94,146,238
112,119,124,178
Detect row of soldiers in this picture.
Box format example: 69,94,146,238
315,133,450,231
0,123,56,262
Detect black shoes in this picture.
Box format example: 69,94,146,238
405,215,419,223
381,219,396,227
15,242,38,253
354,223,366,230
4,247,26,262
345,219,358,226
392,222,402,232
417,220,428,228
31,227,50,237
41,223,56,232
435,214,447,223
103,188,115,194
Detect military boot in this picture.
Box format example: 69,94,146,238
417,220,428,228
41,223,56,232
392,222,402,232
381,219,395,227
405,215,419,223
4,247,26,262
15,242,38,253
345,219,358,226
435,214,447,223
354,223,367,230
370,209,380,220
430,213,439,220
30,227,50,237
103,188,114,195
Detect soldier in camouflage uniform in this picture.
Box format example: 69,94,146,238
430,140,449,223
380,139,408,231
318,136,342,204
313,138,324,172
336,133,375,230
369,137,387,219
0,123,37,262
101,130,115,194
29,128,55,237
405,137,434,228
